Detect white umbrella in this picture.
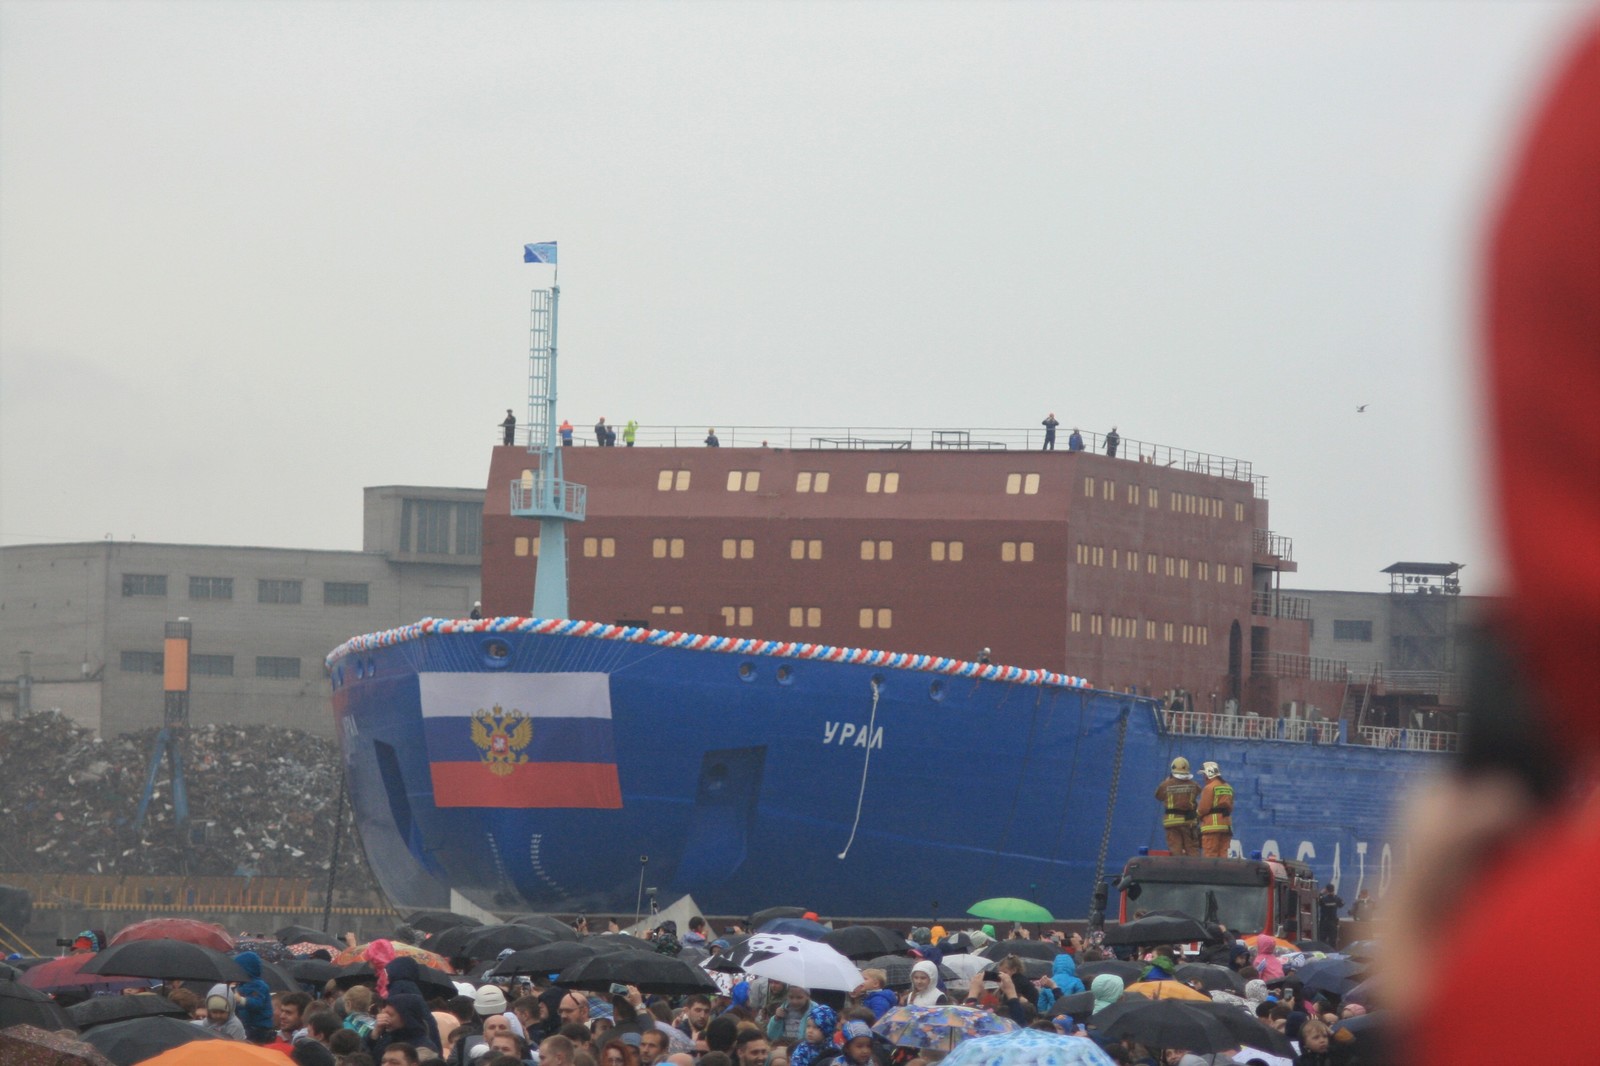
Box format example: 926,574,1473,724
737,933,863,992
940,953,995,980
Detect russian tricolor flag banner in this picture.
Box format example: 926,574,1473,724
420,673,622,809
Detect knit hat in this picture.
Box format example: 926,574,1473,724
474,985,508,1016
207,995,230,1012
840,1021,873,1043
909,927,932,945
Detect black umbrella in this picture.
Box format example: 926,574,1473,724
459,923,558,960
940,932,975,954
426,923,483,959
493,941,604,978
286,958,344,985
1045,991,1097,1020
1174,962,1246,994
1184,1000,1296,1058
1094,999,1237,1053
512,914,581,942
1342,939,1380,960
0,961,20,981
978,938,1060,962
257,958,305,993
1101,913,1211,947
1077,960,1145,984
407,910,485,935
857,955,960,990
1294,956,1367,999
80,1016,219,1065
332,962,461,999
749,906,810,929
275,925,340,948
1,978,72,1031
81,940,248,984
1296,939,1336,954
557,952,719,995
67,993,189,1030
583,933,661,953
822,926,908,960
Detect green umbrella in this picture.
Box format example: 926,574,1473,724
966,897,1055,923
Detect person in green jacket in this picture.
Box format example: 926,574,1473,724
623,420,639,447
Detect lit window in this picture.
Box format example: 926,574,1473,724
1235,502,1245,521
1146,555,1157,575
1093,546,1104,566
858,608,873,628
877,608,892,628
1070,612,1082,633
1127,484,1139,505
795,471,830,493
1170,491,1179,511
669,538,682,559
1179,559,1189,579
1164,622,1174,642
1234,566,1244,585
1148,488,1158,508
885,472,899,493
1101,479,1113,500
787,538,822,560
1008,542,1020,563
1128,550,1139,571
1200,627,1209,646
514,536,530,557
789,607,823,628
652,538,683,559
1010,474,1024,495
1165,557,1176,577
653,538,667,559
726,470,761,492
1145,620,1156,640
1198,562,1209,581
931,540,963,562
808,607,821,626
1024,473,1039,494
1020,542,1034,562
867,472,881,493
866,471,899,493
583,537,617,558
797,472,812,492
1083,476,1095,497
860,539,893,561
740,539,754,559
1111,549,1119,570
657,470,673,491
1217,564,1227,583
721,606,755,628
726,471,741,492
721,538,756,560
1091,614,1104,635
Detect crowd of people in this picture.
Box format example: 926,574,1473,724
8,913,1380,1066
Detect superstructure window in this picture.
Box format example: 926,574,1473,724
720,606,755,628
650,538,682,559
650,605,685,616
930,540,963,562
324,581,370,606
255,656,301,679
857,608,893,629
188,576,232,600
1004,541,1036,563
721,538,756,560
657,469,692,491
866,472,900,493
1008,473,1041,495
860,540,894,561
1101,479,1114,500
122,574,167,597
258,579,302,604
514,536,541,557
790,539,823,560
727,471,761,492
1333,620,1374,642
795,471,831,493
788,607,823,628
1070,612,1082,633
585,537,618,558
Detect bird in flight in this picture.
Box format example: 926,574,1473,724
1356,404,1369,413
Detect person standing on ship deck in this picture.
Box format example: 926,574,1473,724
1068,428,1085,452
595,417,609,446
501,409,517,445
1105,426,1121,458
624,420,638,447
1155,757,1201,856
1042,413,1059,450
1196,760,1234,858
705,428,720,447
560,420,574,446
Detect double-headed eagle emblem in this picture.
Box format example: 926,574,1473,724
470,704,533,776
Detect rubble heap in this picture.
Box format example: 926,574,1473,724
0,711,376,894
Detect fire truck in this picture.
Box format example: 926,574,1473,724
1111,850,1318,941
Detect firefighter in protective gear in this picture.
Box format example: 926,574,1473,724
1155,756,1200,855
1197,761,1234,858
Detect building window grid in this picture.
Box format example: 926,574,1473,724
188,576,232,600
255,656,301,679
324,581,370,606
191,654,234,677
258,579,302,605
122,574,167,597
120,650,163,673
455,504,483,556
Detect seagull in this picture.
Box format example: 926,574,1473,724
1356,404,1368,413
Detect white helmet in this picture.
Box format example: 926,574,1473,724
1170,757,1191,775
1202,761,1221,779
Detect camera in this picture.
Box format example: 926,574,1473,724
55,938,74,948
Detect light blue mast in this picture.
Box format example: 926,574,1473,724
510,244,585,617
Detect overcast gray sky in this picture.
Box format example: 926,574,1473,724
1,1,1588,595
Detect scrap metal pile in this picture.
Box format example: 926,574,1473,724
0,710,376,893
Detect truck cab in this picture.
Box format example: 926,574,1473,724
1115,852,1317,941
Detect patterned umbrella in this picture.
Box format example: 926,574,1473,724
872,1004,1019,1050
735,933,863,991
0,1023,117,1066
937,1026,1117,1066
332,940,450,970
109,919,234,953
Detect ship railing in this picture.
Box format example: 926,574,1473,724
1357,726,1460,752
1381,669,1465,701
1251,591,1312,620
1160,709,1338,744
1253,528,1295,562
1251,652,1348,682
500,425,1257,485
508,477,587,521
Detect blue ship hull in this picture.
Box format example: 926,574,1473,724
328,619,1441,918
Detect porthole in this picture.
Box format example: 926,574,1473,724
738,662,756,682
481,639,512,667
776,666,793,685
929,680,945,702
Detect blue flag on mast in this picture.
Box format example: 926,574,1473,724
524,242,558,264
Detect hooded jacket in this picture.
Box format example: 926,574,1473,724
903,960,948,1007
1252,935,1284,981
368,992,439,1056
232,952,275,1038
861,986,898,1020
1089,974,1123,1014
766,992,814,1041
1038,953,1086,1012
196,982,247,1040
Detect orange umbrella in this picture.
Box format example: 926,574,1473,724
110,918,235,952
139,1043,292,1063
1124,980,1211,1002
333,940,450,970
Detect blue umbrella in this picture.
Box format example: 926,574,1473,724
939,1027,1117,1066
756,918,828,940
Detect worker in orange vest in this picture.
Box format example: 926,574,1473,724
1196,761,1234,858
1154,757,1200,855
